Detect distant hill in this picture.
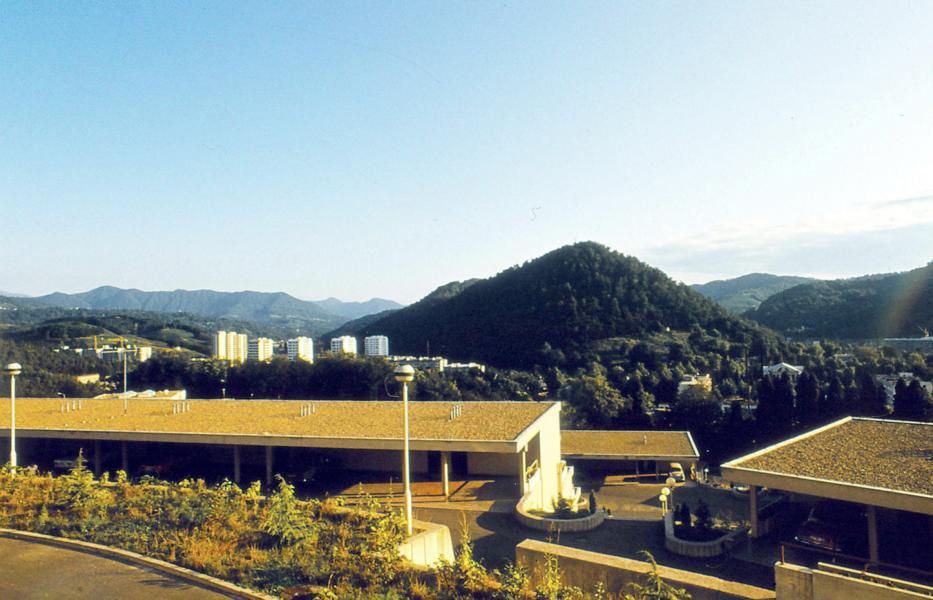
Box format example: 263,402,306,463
745,263,933,339
313,297,404,320
692,273,816,313
28,287,401,336
323,279,479,341
341,242,774,368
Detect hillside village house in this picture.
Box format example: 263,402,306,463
762,362,804,379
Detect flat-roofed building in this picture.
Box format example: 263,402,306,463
562,430,699,480
1,398,566,510
364,335,389,357
721,417,933,566
287,337,314,363
330,336,357,355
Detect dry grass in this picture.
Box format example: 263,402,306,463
0,398,554,442
738,419,933,496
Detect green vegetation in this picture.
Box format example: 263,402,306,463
346,242,779,370
691,273,816,313
0,463,685,599
0,338,111,397
746,262,932,339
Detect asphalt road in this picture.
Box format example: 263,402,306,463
0,538,234,599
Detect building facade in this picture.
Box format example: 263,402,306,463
247,337,274,362
213,331,248,363
287,337,314,363
364,335,389,357
330,336,358,355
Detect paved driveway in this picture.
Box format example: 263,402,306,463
0,538,234,599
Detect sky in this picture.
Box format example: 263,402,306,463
1,2,932,304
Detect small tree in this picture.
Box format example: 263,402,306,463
693,501,710,532
622,551,691,600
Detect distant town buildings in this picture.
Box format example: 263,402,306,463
213,331,248,363
876,372,933,405
762,362,804,379
363,335,389,357
446,362,486,374
77,345,152,364
287,337,314,363
677,374,712,396
330,335,358,355
390,356,448,371
247,337,274,362
882,336,933,352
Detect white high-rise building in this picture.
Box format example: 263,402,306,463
212,331,228,359
364,335,389,357
330,336,357,355
247,337,274,362
287,337,314,363
214,331,248,363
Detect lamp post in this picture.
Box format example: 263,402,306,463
659,492,669,515
393,364,415,536
665,475,677,509
4,362,22,472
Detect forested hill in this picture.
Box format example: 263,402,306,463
692,273,816,313
345,242,776,368
746,263,933,339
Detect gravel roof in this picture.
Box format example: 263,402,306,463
561,430,698,459
734,418,933,496
0,398,555,443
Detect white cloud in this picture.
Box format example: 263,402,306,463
641,194,933,283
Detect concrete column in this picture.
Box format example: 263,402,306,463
750,485,760,538
121,441,128,473
265,446,274,486
867,505,879,562
93,440,102,476
233,446,241,484
518,447,528,496
441,451,451,499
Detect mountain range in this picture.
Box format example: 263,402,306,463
691,273,817,313
14,287,403,336
745,263,933,340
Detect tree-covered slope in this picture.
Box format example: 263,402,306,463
347,242,774,368
692,273,816,313
746,263,933,339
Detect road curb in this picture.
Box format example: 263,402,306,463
0,528,276,599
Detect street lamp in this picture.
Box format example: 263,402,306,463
393,364,415,536
4,362,22,472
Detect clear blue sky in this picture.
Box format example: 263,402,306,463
2,2,931,303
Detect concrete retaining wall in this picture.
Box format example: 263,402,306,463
398,519,454,567
775,562,933,600
517,539,775,600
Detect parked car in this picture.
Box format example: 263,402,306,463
793,500,867,555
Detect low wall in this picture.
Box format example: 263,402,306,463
398,519,454,567
515,479,606,533
663,512,747,558
516,539,775,600
775,562,933,600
